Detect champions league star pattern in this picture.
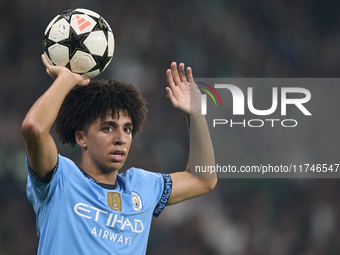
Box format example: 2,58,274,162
43,8,114,78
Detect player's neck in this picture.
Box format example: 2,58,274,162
79,157,119,186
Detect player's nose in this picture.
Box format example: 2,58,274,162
114,128,127,145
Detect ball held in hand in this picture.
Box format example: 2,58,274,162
43,8,115,78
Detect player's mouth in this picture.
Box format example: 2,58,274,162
110,150,126,162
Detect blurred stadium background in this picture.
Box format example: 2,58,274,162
1,0,340,254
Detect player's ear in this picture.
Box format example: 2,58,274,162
75,130,87,149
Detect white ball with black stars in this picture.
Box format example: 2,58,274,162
43,8,115,78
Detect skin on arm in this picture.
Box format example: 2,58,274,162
165,62,217,205
21,54,90,180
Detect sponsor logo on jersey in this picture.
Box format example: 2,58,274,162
132,192,142,211
73,202,144,233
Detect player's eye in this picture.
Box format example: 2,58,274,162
103,126,113,132
125,127,132,134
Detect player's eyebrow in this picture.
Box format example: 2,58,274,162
100,120,133,128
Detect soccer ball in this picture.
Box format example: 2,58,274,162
43,8,114,78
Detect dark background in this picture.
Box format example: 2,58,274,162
1,0,340,254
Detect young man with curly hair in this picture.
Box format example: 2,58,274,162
21,55,217,254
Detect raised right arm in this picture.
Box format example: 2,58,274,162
21,54,89,180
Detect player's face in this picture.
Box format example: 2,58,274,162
82,111,133,172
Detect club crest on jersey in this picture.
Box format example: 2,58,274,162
132,192,142,211
107,192,122,211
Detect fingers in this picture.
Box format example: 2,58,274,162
178,63,187,83
42,54,56,78
165,87,172,99
166,68,176,89
165,87,177,107
41,54,52,68
186,66,193,83
171,62,182,85
168,62,192,86
78,76,90,86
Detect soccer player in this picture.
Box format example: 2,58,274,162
21,54,217,254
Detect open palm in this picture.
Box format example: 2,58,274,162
166,62,194,115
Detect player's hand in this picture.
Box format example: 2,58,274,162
41,54,90,86
166,62,195,115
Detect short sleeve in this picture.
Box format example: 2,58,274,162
153,174,172,217
26,155,73,203
121,169,173,217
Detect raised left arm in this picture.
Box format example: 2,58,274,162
165,62,217,205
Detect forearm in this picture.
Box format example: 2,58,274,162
187,112,217,183
167,113,216,205
22,71,78,178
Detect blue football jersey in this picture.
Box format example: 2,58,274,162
26,155,172,255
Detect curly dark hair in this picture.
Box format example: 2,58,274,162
55,78,148,147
